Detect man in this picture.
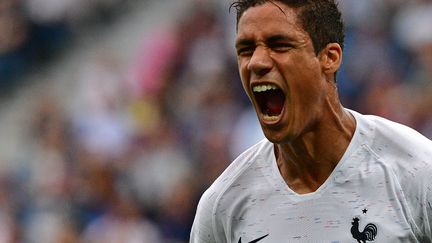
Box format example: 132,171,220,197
190,0,432,242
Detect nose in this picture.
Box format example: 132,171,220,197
247,46,273,76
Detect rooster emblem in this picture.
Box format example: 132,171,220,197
350,217,377,242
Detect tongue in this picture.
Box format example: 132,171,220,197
265,91,284,116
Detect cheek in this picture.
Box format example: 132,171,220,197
282,63,325,106
238,60,251,93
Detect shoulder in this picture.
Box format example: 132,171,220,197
205,138,273,197
353,111,432,162
351,111,432,236
190,139,273,242
355,111,432,194
350,110,432,188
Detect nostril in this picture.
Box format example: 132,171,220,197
254,67,272,76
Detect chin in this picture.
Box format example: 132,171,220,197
262,128,296,144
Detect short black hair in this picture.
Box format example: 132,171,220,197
230,0,345,55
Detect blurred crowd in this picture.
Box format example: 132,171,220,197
0,0,432,242
0,0,129,93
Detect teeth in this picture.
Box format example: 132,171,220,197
263,114,279,121
253,84,278,93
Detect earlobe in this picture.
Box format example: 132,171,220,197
319,43,342,77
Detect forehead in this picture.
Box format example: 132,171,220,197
237,2,303,37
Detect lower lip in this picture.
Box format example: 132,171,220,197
260,108,284,125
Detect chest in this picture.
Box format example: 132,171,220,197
217,172,418,243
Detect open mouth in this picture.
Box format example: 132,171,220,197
252,84,285,121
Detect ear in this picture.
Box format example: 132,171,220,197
319,43,342,80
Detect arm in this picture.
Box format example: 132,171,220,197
190,189,217,243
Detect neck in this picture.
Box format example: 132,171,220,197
275,102,355,194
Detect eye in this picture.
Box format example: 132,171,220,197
237,46,255,56
270,43,292,52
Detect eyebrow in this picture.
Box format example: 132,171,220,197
235,38,255,49
267,34,293,43
235,34,293,48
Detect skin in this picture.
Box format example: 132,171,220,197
235,2,356,194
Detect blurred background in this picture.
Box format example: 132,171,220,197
0,0,431,242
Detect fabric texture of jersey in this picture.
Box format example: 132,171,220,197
190,110,432,243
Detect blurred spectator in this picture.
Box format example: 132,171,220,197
126,120,192,211
82,193,162,243
157,179,198,242
23,209,79,243
127,29,179,98
0,176,18,242
0,0,31,88
229,108,265,159
393,1,432,138
70,53,131,160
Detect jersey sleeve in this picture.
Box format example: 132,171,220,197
404,158,432,242
421,172,432,242
190,189,217,243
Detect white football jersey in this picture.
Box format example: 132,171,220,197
190,110,432,243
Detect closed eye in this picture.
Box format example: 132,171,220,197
237,46,255,56
269,42,292,52
235,38,255,57
267,34,294,52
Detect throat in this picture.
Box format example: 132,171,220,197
277,162,326,194
272,108,356,194
274,144,336,194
